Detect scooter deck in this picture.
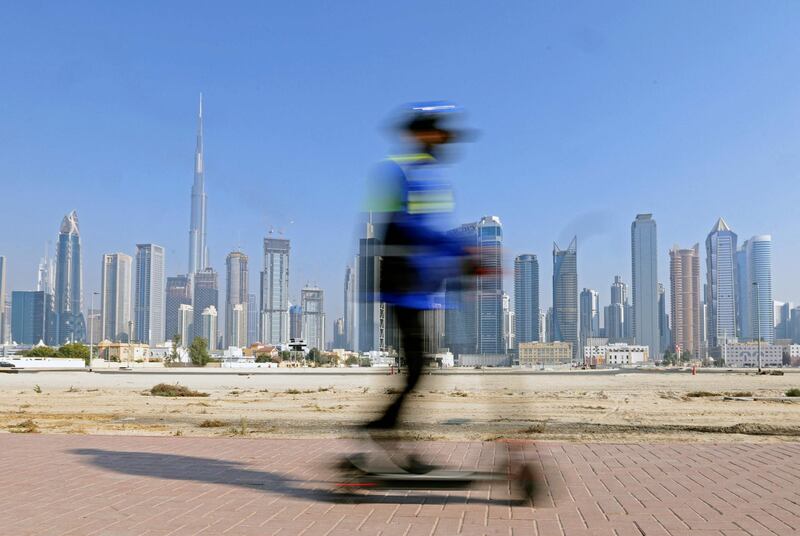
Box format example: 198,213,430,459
337,470,505,490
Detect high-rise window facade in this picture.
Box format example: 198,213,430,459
670,244,701,357
301,287,325,351
165,275,192,342
552,237,578,360
193,268,219,343
134,244,165,346
225,251,248,348
631,214,659,357
514,254,539,346
706,218,737,348
54,211,85,344
101,253,132,342
260,238,290,345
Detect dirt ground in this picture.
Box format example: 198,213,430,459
2,369,799,442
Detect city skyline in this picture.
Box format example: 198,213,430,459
3,4,800,343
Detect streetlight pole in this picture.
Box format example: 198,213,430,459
753,281,762,373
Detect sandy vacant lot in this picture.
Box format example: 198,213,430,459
1,369,799,442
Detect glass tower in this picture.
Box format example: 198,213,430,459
705,218,737,348
101,253,132,342
54,211,85,344
134,244,165,346
225,251,249,348
514,254,539,346
260,237,290,345
553,237,578,360
476,216,503,354
631,214,659,357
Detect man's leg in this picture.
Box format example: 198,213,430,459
367,306,424,430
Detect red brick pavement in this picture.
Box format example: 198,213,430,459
0,435,798,535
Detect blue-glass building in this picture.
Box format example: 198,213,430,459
553,237,578,360
54,211,85,344
514,254,539,346
705,218,738,348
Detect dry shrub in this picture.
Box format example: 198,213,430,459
150,383,209,397
686,391,720,398
9,419,39,433
199,419,226,428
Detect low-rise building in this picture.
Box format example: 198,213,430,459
96,341,151,363
518,342,572,368
457,353,512,367
584,343,649,367
789,344,800,367
722,342,783,368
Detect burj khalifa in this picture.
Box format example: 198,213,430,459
188,94,208,275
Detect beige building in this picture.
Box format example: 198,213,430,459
670,244,701,358
96,341,150,363
518,341,572,368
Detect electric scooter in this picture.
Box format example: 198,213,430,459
334,438,537,501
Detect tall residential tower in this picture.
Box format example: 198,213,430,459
705,218,737,348
54,211,85,344
134,244,165,346
514,254,540,346
225,251,249,348
101,253,132,342
631,214,659,358
260,237,290,345
552,237,578,360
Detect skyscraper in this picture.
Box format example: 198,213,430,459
54,211,85,344
476,216,504,354
134,244,165,346
631,214,659,357
357,222,382,352
552,237,578,359
37,245,55,296
658,282,670,354
225,251,248,348
514,254,540,346
705,218,738,348
775,301,793,341
230,303,246,349
736,247,750,340
192,268,219,343
444,217,504,355
332,317,346,349
260,237,290,344
11,291,52,345
301,287,325,350
670,244,701,357
343,265,356,350
741,236,774,343
605,275,628,343
0,256,6,344
177,304,193,348
502,292,514,352
165,275,192,342
579,288,600,351
247,293,258,345
200,305,218,352
289,304,302,340
101,253,132,342
188,94,208,275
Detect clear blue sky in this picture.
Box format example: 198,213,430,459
2,1,800,329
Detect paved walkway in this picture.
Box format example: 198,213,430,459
0,435,798,535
